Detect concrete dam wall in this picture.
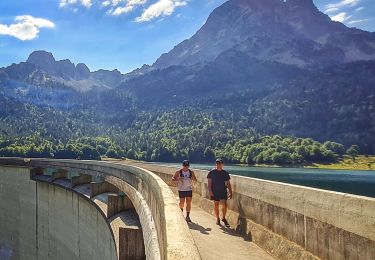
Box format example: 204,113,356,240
0,165,116,260
128,161,375,260
0,158,201,260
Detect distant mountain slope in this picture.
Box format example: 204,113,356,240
124,49,306,105
1,50,125,92
0,51,126,108
153,0,375,69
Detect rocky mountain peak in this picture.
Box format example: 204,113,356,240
76,63,91,79
27,50,56,70
151,0,375,70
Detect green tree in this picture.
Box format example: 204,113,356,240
346,145,360,160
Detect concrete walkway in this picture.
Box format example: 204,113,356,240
185,204,274,260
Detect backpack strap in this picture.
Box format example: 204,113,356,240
180,169,192,178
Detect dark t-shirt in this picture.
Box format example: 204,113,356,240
207,169,230,195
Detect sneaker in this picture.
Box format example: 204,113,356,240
186,216,192,222
216,218,220,225
222,218,230,227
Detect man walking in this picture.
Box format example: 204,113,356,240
207,158,233,227
172,160,197,222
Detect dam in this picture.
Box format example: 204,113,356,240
0,158,374,260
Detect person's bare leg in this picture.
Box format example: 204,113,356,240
186,197,192,221
214,201,220,224
186,197,192,215
179,198,185,211
221,200,227,219
221,200,230,226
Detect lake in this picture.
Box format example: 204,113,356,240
150,162,375,198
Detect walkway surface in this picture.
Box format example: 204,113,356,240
112,160,274,259
183,203,274,260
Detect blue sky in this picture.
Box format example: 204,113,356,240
0,0,374,73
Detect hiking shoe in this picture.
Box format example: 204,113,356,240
186,216,192,222
216,218,220,225
222,218,230,227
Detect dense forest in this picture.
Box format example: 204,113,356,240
0,106,360,164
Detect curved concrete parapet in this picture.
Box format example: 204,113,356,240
0,158,201,260
127,161,375,260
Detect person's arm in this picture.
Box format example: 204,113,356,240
208,178,214,197
225,172,232,199
191,171,197,183
226,180,232,199
171,170,180,181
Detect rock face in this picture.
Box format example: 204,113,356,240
153,0,375,69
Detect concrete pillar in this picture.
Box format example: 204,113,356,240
107,194,135,218
71,174,92,188
119,227,145,260
90,182,118,199
52,170,68,181
108,194,120,219
30,167,44,178
122,195,134,211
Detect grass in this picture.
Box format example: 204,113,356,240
307,155,375,171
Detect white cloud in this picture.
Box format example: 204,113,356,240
59,0,92,8
355,6,364,12
112,0,123,6
330,12,352,22
136,0,187,22
81,0,93,7
326,0,361,10
102,1,111,7
107,0,147,16
112,5,134,15
0,15,55,41
325,7,339,13
60,0,188,21
348,18,373,24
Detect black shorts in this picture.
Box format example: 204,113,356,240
179,190,193,198
210,191,227,201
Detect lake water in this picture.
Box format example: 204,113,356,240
150,162,375,198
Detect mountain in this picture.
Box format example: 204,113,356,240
119,0,375,152
1,0,374,157
2,51,125,92
153,0,375,69
0,51,126,108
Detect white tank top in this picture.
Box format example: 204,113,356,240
177,170,193,191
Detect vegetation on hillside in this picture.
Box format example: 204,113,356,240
0,110,360,165
311,155,375,171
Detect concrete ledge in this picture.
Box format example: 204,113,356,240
71,174,92,187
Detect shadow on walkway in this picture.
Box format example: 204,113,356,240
188,222,212,235
219,225,251,241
